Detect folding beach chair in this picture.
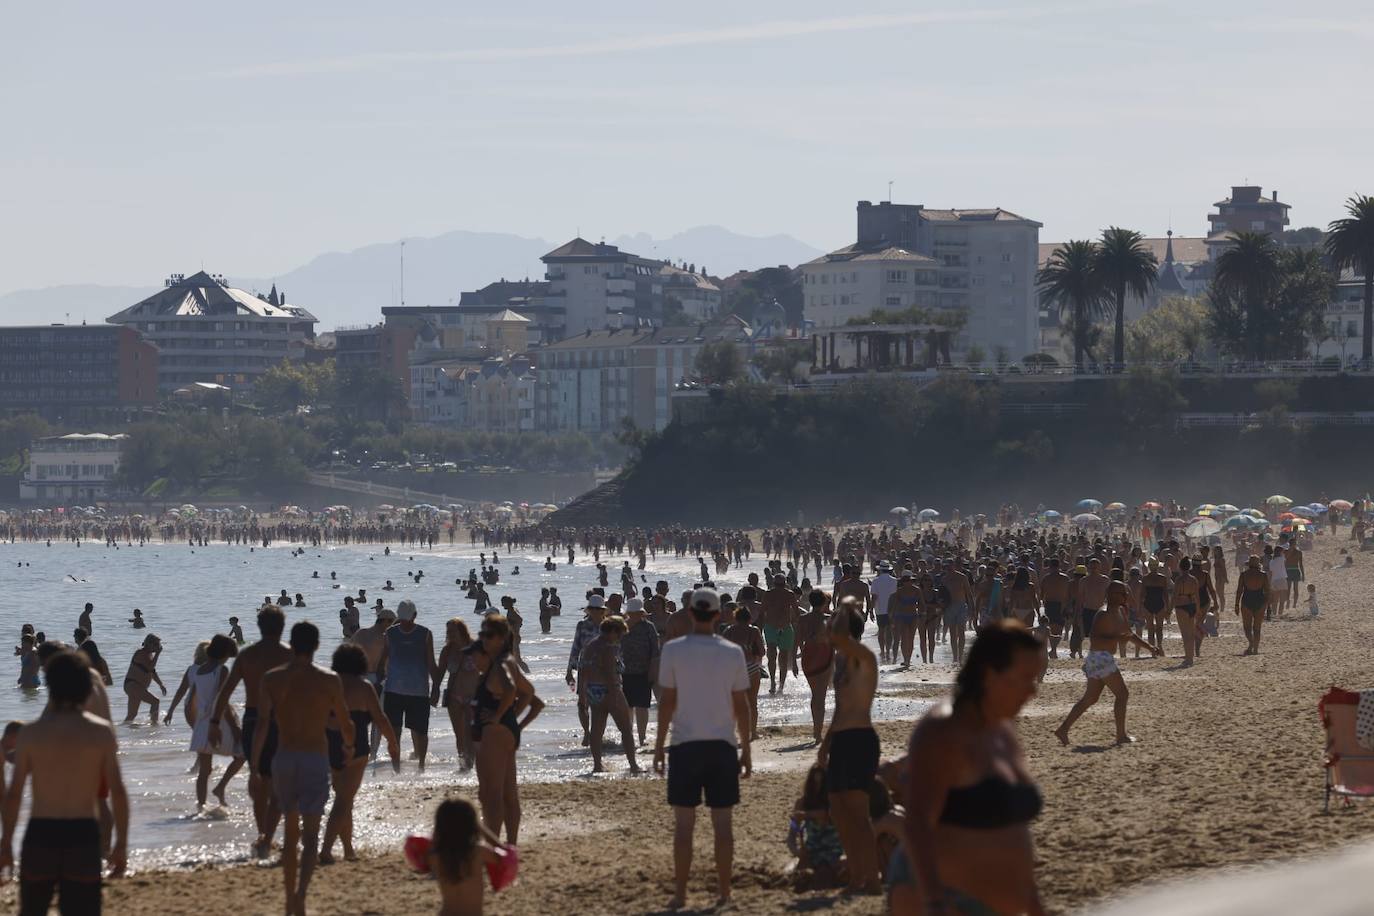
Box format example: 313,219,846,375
1319,687,1374,812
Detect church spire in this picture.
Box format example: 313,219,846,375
1164,229,1175,265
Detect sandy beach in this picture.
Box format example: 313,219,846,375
11,533,1374,915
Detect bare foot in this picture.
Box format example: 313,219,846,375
628,764,642,775
667,896,685,910
343,850,358,862
591,764,605,773
212,785,228,807
1115,734,1136,745
1053,725,1070,746
318,850,335,866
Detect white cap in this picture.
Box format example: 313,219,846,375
396,600,417,622
585,595,606,610
690,588,721,613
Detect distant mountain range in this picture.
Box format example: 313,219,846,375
0,227,824,330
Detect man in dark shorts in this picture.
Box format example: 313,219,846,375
653,588,752,911
1,650,129,915
380,599,437,771
211,604,292,858
1040,558,1071,658
255,622,353,916
619,599,660,745
818,598,881,894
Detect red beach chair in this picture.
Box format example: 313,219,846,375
1319,687,1374,812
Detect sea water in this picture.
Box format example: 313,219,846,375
0,538,938,866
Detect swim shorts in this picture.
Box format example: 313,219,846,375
825,727,880,793
762,624,795,652
585,684,608,707
21,818,102,915
942,602,969,630
272,749,331,816
383,691,431,734
242,707,278,777
1043,601,1064,629
1082,650,1120,680
667,740,740,809
622,672,652,708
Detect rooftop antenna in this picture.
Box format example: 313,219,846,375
888,180,893,203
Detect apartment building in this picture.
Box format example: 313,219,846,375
0,324,158,421
803,201,1041,359
106,271,316,392
535,317,752,433
20,433,126,502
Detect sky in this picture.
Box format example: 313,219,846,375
2,0,1372,292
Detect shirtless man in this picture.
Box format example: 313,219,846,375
1234,556,1272,655
1039,559,1071,659
832,564,872,624
760,576,800,694
255,621,353,916
2,650,129,915
1172,557,1202,666
1075,559,1111,658
1054,596,1162,746
940,559,975,665
664,590,695,642
794,591,833,744
211,604,293,858
888,571,924,668
1283,539,1305,608
817,598,880,894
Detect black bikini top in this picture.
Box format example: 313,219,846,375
939,776,1043,829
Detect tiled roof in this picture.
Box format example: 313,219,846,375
919,208,1034,222
543,237,626,260
807,243,939,266
1037,237,1209,269
108,271,317,323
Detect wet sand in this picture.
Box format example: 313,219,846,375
17,534,1374,914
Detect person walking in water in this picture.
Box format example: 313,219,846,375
380,600,438,771
254,621,353,916
121,634,165,723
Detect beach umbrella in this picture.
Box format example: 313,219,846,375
1072,512,1102,527
889,507,910,515
1104,502,1126,511
1194,504,1217,516
1266,495,1293,507
1278,512,1298,522
1215,503,1239,513
917,508,940,521
1241,508,1265,518
1330,499,1353,511
1140,500,1162,510
1186,517,1221,538
1223,515,1252,530
1161,517,1187,529
1076,498,1103,511
1308,503,1328,514
1043,510,1062,520
1290,506,1317,519
376,504,394,511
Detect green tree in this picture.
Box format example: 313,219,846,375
1126,296,1209,363
721,267,802,326
694,341,747,383
254,359,334,413
337,366,406,420
1325,195,1374,364
1096,227,1158,366
1208,243,1335,360
1037,240,1107,370
965,344,986,367
752,341,811,383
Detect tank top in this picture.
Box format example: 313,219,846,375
384,624,432,696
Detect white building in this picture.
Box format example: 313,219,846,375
21,433,125,502
804,201,1042,360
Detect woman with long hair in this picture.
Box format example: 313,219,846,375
895,621,1047,915
321,642,399,863
472,614,544,844
432,617,477,771
188,635,245,808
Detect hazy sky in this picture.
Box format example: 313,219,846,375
2,0,1371,292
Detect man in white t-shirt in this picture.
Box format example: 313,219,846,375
868,561,899,665
653,587,751,911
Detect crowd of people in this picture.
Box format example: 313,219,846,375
2,501,1352,914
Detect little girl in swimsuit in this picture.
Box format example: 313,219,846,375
786,764,843,890
427,797,509,915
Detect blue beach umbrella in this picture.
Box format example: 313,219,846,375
1076,498,1103,511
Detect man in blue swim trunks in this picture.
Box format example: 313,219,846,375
760,576,800,695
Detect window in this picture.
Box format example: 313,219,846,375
821,274,829,285
1250,220,1266,231
885,296,902,306
886,270,908,283
1001,273,1015,286
851,271,859,282
1001,253,1014,263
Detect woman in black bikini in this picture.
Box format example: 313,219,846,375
321,642,400,864
121,634,165,723
899,621,1047,916
1140,560,1171,656
1172,557,1202,667
472,614,544,845
1233,555,1271,656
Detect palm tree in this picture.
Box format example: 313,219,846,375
1325,195,1374,365
1096,227,1158,367
1213,231,1282,360
1037,240,1106,370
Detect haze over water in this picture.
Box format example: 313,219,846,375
1,537,935,866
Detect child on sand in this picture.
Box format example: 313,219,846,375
1307,584,1320,618
785,763,843,889
427,797,507,915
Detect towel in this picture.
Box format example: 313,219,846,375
1357,691,1374,750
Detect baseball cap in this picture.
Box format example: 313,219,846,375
691,588,721,613
625,598,645,614
396,600,417,622
585,595,606,610
878,561,893,572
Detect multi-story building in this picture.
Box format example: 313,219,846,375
1207,185,1290,240
1314,270,1371,362
106,271,317,392
455,280,559,346
468,357,537,433
535,317,753,433
20,433,126,502
803,201,1041,359
0,324,158,421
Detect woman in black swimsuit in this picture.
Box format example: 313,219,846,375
899,621,1047,915
1233,555,1271,656
472,614,544,845
121,634,165,723
321,642,400,864
1140,560,1171,657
